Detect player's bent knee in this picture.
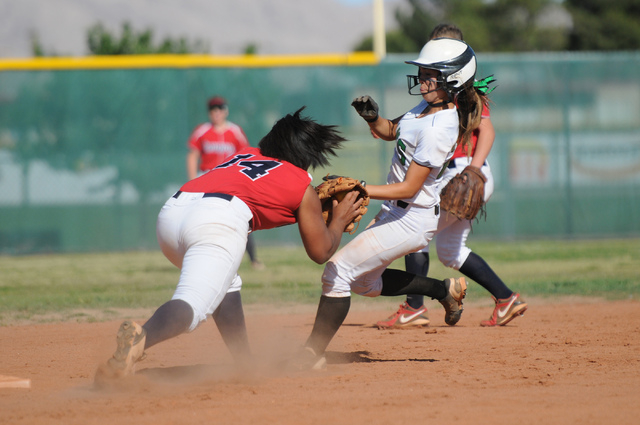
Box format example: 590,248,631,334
172,298,206,332
188,312,207,332
436,249,456,268
437,252,462,270
322,262,351,295
350,277,382,297
351,286,380,297
437,246,470,270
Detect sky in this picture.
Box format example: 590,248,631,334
0,0,403,57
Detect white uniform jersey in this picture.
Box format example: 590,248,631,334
387,100,459,208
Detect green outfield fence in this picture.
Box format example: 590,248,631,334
1,51,639,254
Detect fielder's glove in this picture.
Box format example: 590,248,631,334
351,95,379,123
440,166,487,220
315,175,370,234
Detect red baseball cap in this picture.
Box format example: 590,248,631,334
207,96,227,109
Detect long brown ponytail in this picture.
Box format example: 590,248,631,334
455,86,490,156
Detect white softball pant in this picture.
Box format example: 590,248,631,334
418,158,495,269
156,192,253,331
321,202,440,298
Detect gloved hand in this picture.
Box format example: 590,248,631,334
351,95,379,123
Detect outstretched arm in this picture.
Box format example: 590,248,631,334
351,95,400,141
368,116,400,141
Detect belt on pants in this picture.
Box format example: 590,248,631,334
448,159,488,169
171,191,253,229
396,200,439,215
172,191,233,201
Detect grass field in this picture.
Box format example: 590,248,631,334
0,237,638,325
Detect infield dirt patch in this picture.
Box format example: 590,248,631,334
1,299,638,425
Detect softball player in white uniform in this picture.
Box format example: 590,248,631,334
296,38,478,369
376,24,527,329
379,105,527,328
322,99,457,298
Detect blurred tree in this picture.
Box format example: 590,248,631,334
86,22,209,55
392,0,440,51
30,31,46,57
30,30,68,57
243,43,259,55
480,0,570,51
354,0,571,53
566,0,640,50
353,29,417,52
354,0,437,53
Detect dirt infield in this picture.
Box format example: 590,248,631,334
1,299,638,425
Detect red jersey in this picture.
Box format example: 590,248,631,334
187,122,250,172
180,147,312,231
187,122,212,147
451,104,490,159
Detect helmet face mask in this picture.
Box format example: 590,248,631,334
406,72,448,96
406,74,421,95
405,38,477,98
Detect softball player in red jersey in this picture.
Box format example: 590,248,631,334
160,146,312,333
186,96,250,180
187,121,249,174
95,109,364,383
296,38,479,370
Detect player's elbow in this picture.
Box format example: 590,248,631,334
303,237,339,264
306,249,331,265
396,185,421,199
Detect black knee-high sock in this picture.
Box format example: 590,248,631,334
212,291,252,364
380,269,447,300
305,296,350,356
245,234,258,263
459,252,512,300
405,252,430,309
143,299,194,350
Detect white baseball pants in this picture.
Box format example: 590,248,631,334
321,202,440,298
156,192,253,331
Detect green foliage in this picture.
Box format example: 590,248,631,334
393,0,441,51
353,29,418,52
243,43,259,55
566,0,640,50
374,0,571,53
366,0,637,53
86,22,209,55
479,0,570,52
29,31,46,57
